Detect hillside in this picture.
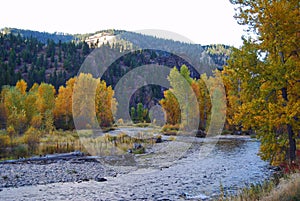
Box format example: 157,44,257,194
1,28,74,44
0,30,90,89
0,28,231,108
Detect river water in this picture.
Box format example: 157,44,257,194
99,135,273,200
0,127,274,200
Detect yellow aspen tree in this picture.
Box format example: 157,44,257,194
229,0,300,164
36,83,56,132
160,90,181,125
72,73,99,129
95,80,117,127
54,77,76,129
16,79,27,95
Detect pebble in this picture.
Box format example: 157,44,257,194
0,137,273,200
0,160,113,188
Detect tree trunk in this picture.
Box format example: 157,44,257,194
287,124,296,163
282,87,296,163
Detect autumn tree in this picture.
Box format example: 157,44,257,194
73,73,99,129
36,83,56,132
168,65,199,130
191,74,212,131
72,73,117,129
25,84,41,129
160,90,180,125
4,86,27,134
160,65,199,129
15,79,27,95
206,70,226,135
95,80,117,127
0,86,9,129
227,0,300,164
54,77,76,129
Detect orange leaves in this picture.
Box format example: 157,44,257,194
53,82,74,129
1,73,117,134
160,65,213,131
95,80,116,127
36,83,56,115
230,0,300,164
71,73,116,129
16,79,27,95
54,81,74,119
160,90,180,126
72,73,99,129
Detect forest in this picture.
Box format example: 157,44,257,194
0,0,299,170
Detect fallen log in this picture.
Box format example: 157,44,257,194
0,151,91,164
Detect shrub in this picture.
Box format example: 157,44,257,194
0,133,10,159
23,127,40,153
162,124,180,135
135,122,150,128
6,125,16,145
162,124,180,132
168,136,176,141
13,144,28,158
30,115,42,129
131,143,145,154
0,134,10,148
221,130,232,135
132,147,145,154
117,118,124,125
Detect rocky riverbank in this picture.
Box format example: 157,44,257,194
0,158,116,188
0,136,274,200
0,140,191,189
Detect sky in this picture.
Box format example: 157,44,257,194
0,0,245,47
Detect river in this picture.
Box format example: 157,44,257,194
0,127,274,200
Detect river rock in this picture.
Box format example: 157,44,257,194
156,136,162,143
195,130,206,138
133,143,143,150
94,175,107,182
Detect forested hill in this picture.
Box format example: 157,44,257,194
1,28,74,44
0,30,90,89
0,28,231,106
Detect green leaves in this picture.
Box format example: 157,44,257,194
227,0,300,164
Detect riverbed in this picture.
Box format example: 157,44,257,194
0,129,274,200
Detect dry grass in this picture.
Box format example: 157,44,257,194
262,173,300,201
217,173,300,201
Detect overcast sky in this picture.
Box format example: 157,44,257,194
0,0,245,47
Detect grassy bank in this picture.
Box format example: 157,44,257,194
0,128,160,161
217,173,300,201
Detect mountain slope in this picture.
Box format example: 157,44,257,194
0,28,231,108
1,27,74,43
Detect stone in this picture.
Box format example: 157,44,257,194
195,130,206,138
156,136,162,143
94,175,107,182
133,143,143,150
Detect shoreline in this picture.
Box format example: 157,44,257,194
0,136,273,200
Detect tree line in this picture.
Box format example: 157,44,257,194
0,0,298,166
0,73,117,133
225,0,299,166
161,0,300,166
0,32,90,90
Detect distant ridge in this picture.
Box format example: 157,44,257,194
0,27,231,108
0,27,74,43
